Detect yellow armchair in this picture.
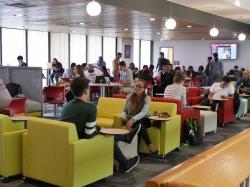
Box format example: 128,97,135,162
22,117,114,187
114,102,181,157
97,97,125,128
0,114,26,182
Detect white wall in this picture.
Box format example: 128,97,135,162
154,40,250,73
117,38,133,66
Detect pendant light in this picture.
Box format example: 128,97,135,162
165,1,176,30
86,0,102,16
238,24,247,41
209,16,219,37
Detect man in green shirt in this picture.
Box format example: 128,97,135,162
60,77,141,172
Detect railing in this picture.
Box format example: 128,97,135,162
146,129,250,187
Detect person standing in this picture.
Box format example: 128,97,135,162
17,56,27,67
112,52,122,77
156,52,170,72
209,52,224,82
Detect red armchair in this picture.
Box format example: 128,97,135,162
186,87,202,106
112,93,126,98
0,98,27,116
152,97,200,141
217,99,235,126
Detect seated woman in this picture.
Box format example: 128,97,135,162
164,71,187,109
122,79,158,154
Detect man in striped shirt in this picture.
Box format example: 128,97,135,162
60,77,141,172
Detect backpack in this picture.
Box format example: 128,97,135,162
185,118,203,145
6,83,22,97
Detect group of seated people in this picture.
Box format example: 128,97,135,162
60,78,158,172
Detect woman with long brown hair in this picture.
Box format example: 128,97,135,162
121,79,158,154
73,64,85,78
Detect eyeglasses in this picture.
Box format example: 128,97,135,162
135,85,144,89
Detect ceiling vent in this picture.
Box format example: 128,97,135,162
5,2,36,8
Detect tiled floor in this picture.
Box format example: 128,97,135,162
1,114,250,187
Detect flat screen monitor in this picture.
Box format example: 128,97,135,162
211,43,237,60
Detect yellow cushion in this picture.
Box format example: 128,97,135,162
97,97,125,118
96,117,114,128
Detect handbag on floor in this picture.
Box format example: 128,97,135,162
185,117,203,145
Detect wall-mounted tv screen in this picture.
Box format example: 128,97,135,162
211,43,237,60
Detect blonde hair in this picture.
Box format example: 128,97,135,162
173,71,186,83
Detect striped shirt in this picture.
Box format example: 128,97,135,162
164,84,187,108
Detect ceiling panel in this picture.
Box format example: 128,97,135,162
168,0,250,24
0,0,246,40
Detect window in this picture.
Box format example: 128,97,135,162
133,40,140,68
28,31,48,68
50,33,69,68
70,34,86,64
140,40,151,68
2,28,26,66
103,37,116,71
87,35,102,64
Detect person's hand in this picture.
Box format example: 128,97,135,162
126,119,134,129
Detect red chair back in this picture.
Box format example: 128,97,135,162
186,87,201,98
152,97,182,113
43,86,65,104
112,94,126,99
8,98,27,116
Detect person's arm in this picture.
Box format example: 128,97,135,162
131,96,151,122
85,105,98,139
181,87,187,108
156,59,159,71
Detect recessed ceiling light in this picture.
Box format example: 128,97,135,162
15,13,23,17
124,28,128,31
79,22,85,25
187,25,192,28
235,0,241,7
233,33,238,37
149,18,156,21
72,30,78,33
160,38,164,41
156,32,161,35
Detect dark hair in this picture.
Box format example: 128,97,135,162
70,77,89,97
208,57,212,60
117,52,122,56
75,65,85,78
175,66,181,71
234,65,238,69
222,76,230,83
160,52,164,56
99,56,103,60
241,68,245,71
149,65,154,69
70,63,76,68
17,56,23,60
213,53,219,62
119,61,126,67
53,58,59,63
82,63,87,70
174,71,186,83
198,65,204,71
143,65,148,69
228,69,234,75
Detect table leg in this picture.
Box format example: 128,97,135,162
100,86,105,97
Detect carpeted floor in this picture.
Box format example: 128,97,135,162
1,111,250,187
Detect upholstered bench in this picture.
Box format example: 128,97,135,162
200,110,217,136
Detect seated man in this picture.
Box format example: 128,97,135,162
119,61,135,94
84,64,103,82
60,77,140,172
49,58,64,85
208,76,234,111
237,70,250,94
